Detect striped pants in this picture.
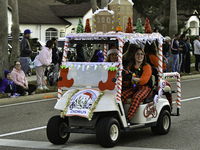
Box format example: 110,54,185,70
121,85,152,121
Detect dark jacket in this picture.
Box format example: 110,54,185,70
52,46,59,64
20,36,32,57
0,78,16,93
171,38,179,54
179,39,188,54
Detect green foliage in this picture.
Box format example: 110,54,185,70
135,18,143,33
76,18,84,33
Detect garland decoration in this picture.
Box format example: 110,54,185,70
88,91,104,120
108,67,117,72
60,89,79,118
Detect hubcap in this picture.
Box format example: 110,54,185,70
163,115,169,130
59,122,69,138
110,124,119,141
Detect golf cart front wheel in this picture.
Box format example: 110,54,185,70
96,117,120,148
151,109,171,135
46,115,70,144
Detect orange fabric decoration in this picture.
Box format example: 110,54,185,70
98,70,117,91
57,68,74,88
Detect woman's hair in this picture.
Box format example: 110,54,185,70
123,43,140,61
144,41,158,56
128,48,146,68
14,60,20,66
45,40,54,48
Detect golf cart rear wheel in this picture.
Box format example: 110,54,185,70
46,115,70,144
151,109,171,135
96,117,120,148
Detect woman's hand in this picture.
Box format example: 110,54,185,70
132,76,140,83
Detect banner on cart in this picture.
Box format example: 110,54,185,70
66,89,100,118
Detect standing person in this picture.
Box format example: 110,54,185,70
51,37,59,83
179,33,188,73
122,46,152,123
0,70,19,97
20,29,33,75
171,34,181,72
35,40,54,90
193,35,200,72
11,61,36,96
185,37,193,74
163,36,171,72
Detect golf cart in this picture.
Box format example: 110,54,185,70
46,32,181,147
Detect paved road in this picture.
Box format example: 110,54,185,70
0,78,200,149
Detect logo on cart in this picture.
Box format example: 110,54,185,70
143,102,157,118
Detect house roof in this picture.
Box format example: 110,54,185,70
8,0,71,25
50,2,92,18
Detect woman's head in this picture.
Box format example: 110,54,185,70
106,46,118,62
14,61,21,71
123,44,140,62
45,40,54,49
144,41,158,56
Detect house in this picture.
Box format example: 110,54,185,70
93,9,114,33
108,0,134,32
8,0,71,42
50,2,93,34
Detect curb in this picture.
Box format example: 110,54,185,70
0,92,58,106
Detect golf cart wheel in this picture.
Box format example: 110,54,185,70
46,115,70,144
96,117,120,148
151,109,171,135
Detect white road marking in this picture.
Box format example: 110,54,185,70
0,126,46,138
0,139,173,150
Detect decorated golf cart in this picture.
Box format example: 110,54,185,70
46,32,181,147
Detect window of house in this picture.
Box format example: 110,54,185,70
60,31,65,38
46,28,58,41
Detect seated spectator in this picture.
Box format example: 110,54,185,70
11,61,36,96
0,70,19,97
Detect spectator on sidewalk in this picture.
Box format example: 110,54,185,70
185,37,193,74
171,34,181,72
0,70,19,97
20,29,33,75
179,33,188,73
163,36,171,72
51,37,59,84
35,40,54,90
11,61,36,96
193,35,200,72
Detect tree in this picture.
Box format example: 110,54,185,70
125,17,134,33
85,19,91,33
91,0,97,13
169,0,178,37
144,18,152,33
0,0,9,78
135,18,143,33
76,18,84,33
10,0,20,66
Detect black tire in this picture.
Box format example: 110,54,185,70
96,117,120,148
151,109,171,135
46,115,70,145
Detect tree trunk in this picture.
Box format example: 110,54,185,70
169,0,178,38
0,0,9,78
10,0,20,67
90,0,97,13
101,0,108,9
